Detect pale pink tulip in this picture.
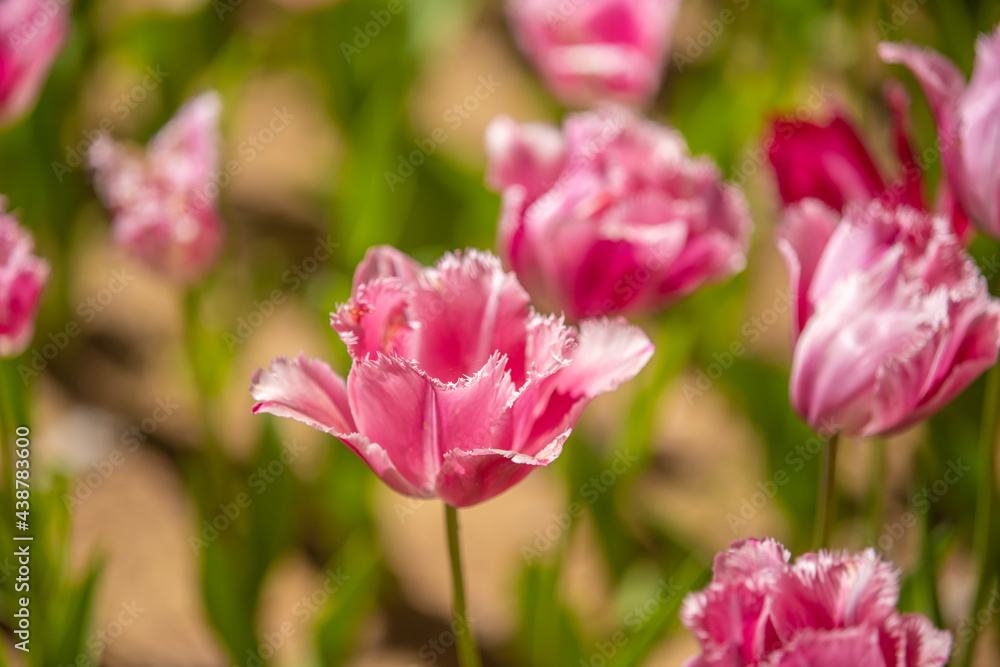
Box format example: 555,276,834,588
507,0,681,107
486,106,752,320
250,246,653,507
0,202,49,358
89,92,224,283
682,539,952,667
880,25,1000,237
0,0,69,126
779,199,1000,437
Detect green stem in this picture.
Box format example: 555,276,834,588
0,360,27,514
868,439,886,545
445,505,481,667
0,361,14,507
959,361,1000,667
916,444,944,628
814,433,840,550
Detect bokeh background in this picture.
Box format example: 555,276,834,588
2,0,1000,665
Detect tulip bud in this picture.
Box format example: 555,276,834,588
507,0,681,107
89,92,225,283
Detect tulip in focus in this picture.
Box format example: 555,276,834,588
0,203,49,358
250,246,653,507
779,198,1000,438
0,0,69,126
682,538,952,666
486,106,753,320
507,0,681,107
89,92,225,283
880,25,1000,238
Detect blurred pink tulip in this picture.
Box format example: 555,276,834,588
507,0,680,107
682,538,952,667
0,202,49,358
486,106,752,320
0,0,69,126
89,92,225,283
250,246,653,508
880,25,1000,238
767,85,972,242
779,199,1000,438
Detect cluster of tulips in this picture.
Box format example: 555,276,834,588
2,0,1000,664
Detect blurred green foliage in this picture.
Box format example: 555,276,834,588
1,0,999,665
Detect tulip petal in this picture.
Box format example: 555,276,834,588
410,250,531,384
768,114,887,211
331,278,415,361
149,91,222,195
352,245,424,292
893,614,952,667
436,432,568,508
0,0,70,125
681,581,772,665
556,317,654,397
958,27,1000,234
0,207,49,358
879,42,966,136
772,549,900,637
249,355,427,498
713,538,792,583
768,627,888,667
485,115,566,199
346,353,440,494
777,200,839,339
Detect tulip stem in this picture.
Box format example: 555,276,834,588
445,504,482,667
868,439,886,545
814,433,840,550
960,361,1000,667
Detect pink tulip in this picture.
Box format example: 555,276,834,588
89,92,225,283
507,0,681,107
0,202,49,358
681,538,952,667
250,246,653,507
779,199,1000,438
767,85,972,242
0,0,69,126
486,106,753,320
880,25,1000,238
